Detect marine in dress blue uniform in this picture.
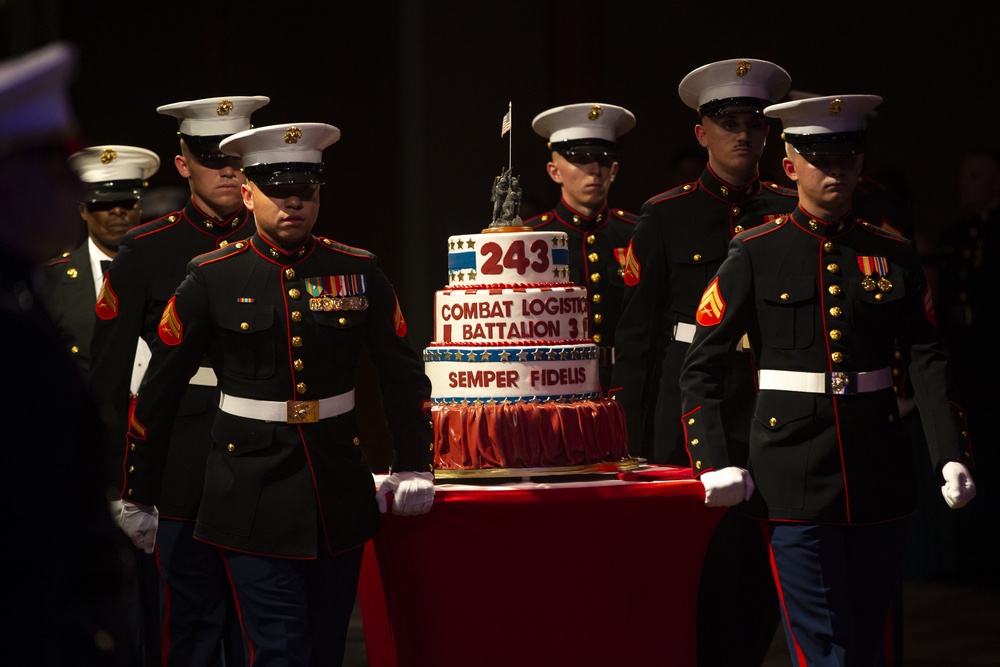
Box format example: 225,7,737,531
37,145,161,666
40,145,159,377
611,59,795,667
680,94,977,666
525,103,638,393
91,96,269,667
119,123,435,666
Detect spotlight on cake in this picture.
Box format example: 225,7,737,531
423,169,636,478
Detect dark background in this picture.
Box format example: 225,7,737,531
4,0,998,584
5,0,998,350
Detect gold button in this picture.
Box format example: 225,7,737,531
338,317,347,325
71,345,79,354
296,382,307,394
780,293,790,301
588,252,599,262
428,442,433,451
683,184,692,191
830,329,842,340
690,438,699,446
590,272,601,283
829,307,843,317
824,241,834,252
593,333,602,344
285,268,295,279
292,336,302,347
130,442,136,451
291,311,302,322
688,418,695,425
270,248,279,257
732,206,740,216
831,352,844,363
828,285,842,296
695,460,702,469
354,437,361,446
826,263,840,274
892,368,900,377
734,225,744,233
592,294,601,304
693,254,702,262
893,349,902,360
67,268,78,278
875,293,883,301
572,216,580,224
228,444,235,452
593,313,603,324
219,240,228,247
769,417,777,427
288,288,301,299
127,488,133,496
240,322,250,331
128,465,134,473
293,359,304,371
720,185,729,196
586,234,596,245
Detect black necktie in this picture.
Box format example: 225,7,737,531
100,260,111,276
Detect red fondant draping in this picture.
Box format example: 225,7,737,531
433,400,629,469
359,470,724,667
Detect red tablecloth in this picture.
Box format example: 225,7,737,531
359,468,724,667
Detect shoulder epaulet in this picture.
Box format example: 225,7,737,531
524,212,553,228
42,251,72,267
857,219,909,243
763,181,797,197
648,181,698,205
318,237,376,259
610,208,639,224
740,215,788,242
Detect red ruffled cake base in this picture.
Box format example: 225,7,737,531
432,399,630,470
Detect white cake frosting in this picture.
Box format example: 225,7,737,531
446,230,572,287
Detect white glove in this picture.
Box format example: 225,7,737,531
116,501,159,554
941,461,976,509
700,467,755,507
107,498,126,522
376,471,435,516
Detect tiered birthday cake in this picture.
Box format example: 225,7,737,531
424,189,633,475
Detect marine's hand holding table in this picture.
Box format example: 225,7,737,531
699,467,754,507
117,501,159,554
941,461,976,509
377,472,435,516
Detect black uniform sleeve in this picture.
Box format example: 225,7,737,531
361,261,434,474
122,265,212,504
610,200,671,456
678,237,756,476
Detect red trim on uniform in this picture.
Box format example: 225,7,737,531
680,405,701,472
762,521,810,666
220,551,255,665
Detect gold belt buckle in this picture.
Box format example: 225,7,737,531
829,372,850,395
286,400,319,423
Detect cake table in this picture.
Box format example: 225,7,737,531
359,466,725,666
